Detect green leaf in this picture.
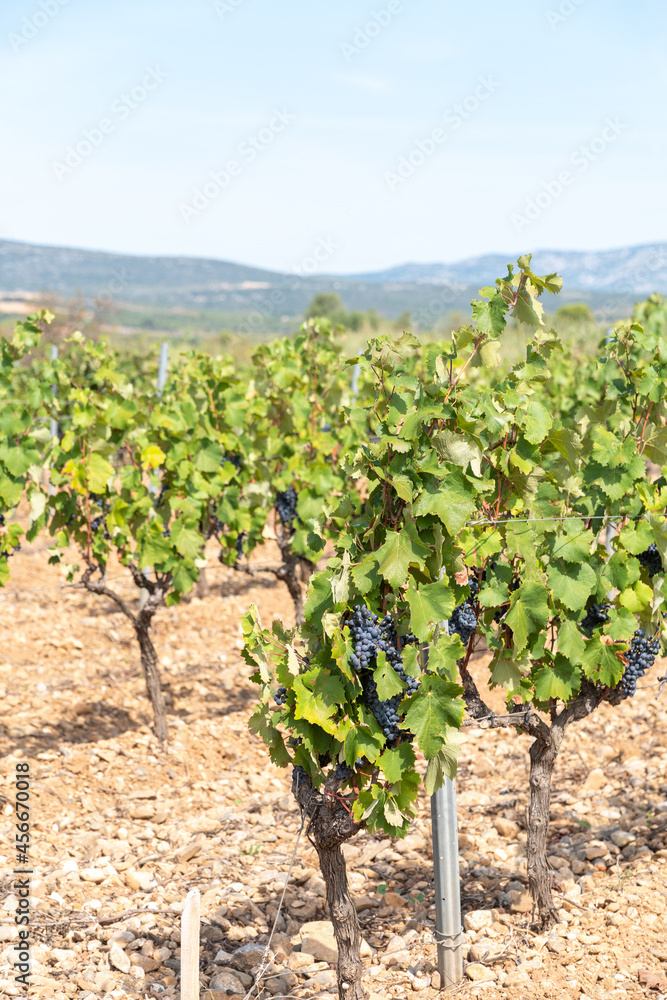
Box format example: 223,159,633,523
547,562,597,612
548,428,581,469
141,445,166,470
351,552,381,595
406,581,455,641
375,531,427,589
557,618,586,661
293,667,345,736
86,453,115,494
390,474,413,502
194,442,224,473
412,470,476,534
304,570,335,624
424,729,467,794
534,658,580,701
374,652,405,701
523,401,552,445
171,521,202,560
401,676,464,758
489,649,530,691
581,638,625,687
344,726,382,766
378,743,415,783
505,582,550,653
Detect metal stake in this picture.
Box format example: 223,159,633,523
350,362,360,400
142,342,170,606
50,345,59,440
431,778,464,989
157,341,169,395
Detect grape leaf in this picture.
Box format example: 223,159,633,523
378,743,415,783
401,676,464,758
524,401,552,445
533,658,580,701
375,531,427,589
424,728,467,795
374,652,404,701
412,471,476,534
293,667,345,735
406,580,455,641
547,562,597,611
505,582,550,653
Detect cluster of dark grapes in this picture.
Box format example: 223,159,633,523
362,675,404,743
638,544,663,577
90,494,111,541
274,686,288,706
580,602,610,635
222,453,242,473
276,486,298,527
235,532,246,562
447,602,478,645
620,629,660,697
347,605,418,745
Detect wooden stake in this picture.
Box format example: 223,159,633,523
180,889,200,1000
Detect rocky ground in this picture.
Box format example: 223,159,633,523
1,536,667,1000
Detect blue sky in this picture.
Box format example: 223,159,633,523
1,0,665,272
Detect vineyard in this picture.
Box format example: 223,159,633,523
1,258,667,1000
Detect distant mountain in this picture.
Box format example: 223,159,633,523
350,244,667,294
0,239,279,298
0,238,664,325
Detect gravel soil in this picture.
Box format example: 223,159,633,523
1,536,667,1000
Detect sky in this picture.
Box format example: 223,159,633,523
1,0,666,273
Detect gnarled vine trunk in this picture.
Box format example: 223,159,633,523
135,618,168,744
527,734,559,929
82,564,170,745
459,665,607,930
293,771,367,1000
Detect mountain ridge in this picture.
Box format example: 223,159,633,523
0,238,665,322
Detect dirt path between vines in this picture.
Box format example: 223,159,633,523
1,536,666,1000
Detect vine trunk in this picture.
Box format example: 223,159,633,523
293,772,367,1000
135,622,169,744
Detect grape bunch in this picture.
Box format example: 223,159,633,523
235,532,246,562
638,543,663,577
274,686,288,706
222,453,242,472
347,605,419,745
335,762,354,781
580,602,610,635
275,486,298,527
447,602,478,645
89,494,111,541
620,629,660,697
